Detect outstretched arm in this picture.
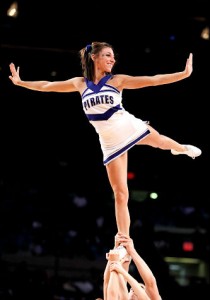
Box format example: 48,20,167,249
117,233,161,300
119,53,193,89
9,63,80,93
104,248,129,300
103,238,121,300
110,261,150,300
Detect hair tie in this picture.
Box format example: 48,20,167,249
85,44,92,53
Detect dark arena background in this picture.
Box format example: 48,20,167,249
0,1,209,299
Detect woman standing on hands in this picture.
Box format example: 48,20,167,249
9,41,201,236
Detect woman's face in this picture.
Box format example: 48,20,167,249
92,47,115,73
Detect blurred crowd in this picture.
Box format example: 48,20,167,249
0,185,210,299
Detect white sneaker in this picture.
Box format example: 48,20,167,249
116,245,128,260
171,145,202,159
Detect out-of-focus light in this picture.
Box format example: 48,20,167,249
150,192,158,199
201,26,209,40
127,171,135,180
182,241,194,252
169,34,176,41
7,2,18,18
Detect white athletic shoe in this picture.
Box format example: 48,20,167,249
116,245,128,260
171,145,202,159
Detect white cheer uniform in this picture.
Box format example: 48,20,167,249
81,74,150,165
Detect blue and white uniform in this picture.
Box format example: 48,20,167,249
81,74,150,165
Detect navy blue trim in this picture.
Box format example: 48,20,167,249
81,87,89,98
105,83,120,94
82,87,120,101
86,104,122,121
103,129,150,165
85,74,113,93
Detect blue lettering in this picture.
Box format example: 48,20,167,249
83,94,115,111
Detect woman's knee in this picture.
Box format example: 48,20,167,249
114,188,129,205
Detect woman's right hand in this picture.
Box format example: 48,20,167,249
9,63,21,85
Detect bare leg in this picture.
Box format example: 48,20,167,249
137,124,187,151
137,124,201,158
106,152,130,236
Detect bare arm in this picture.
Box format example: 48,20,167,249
118,53,193,89
105,248,129,300
103,260,111,300
103,237,120,300
117,233,161,300
110,262,150,300
9,63,81,93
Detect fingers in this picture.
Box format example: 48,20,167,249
118,234,130,241
9,64,15,76
9,63,19,74
117,232,128,238
110,261,120,269
9,63,15,70
187,53,193,66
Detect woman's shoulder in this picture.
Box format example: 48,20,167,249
65,76,86,94
72,76,86,86
71,76,85,83
109,74,130,91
